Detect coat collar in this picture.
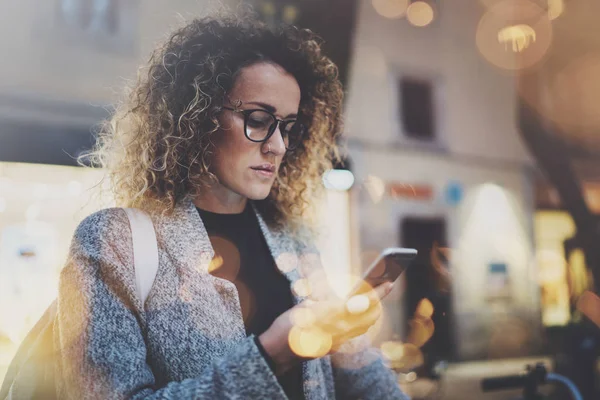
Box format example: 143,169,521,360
151,197,312,297
152,196,214,273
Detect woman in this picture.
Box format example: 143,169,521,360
57,11,409,400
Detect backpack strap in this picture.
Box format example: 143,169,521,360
123,208,159,307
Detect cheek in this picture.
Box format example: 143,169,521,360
214,126,254,175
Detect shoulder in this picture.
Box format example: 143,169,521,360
69,208,133,267
61,208,138,304
72,208,130,245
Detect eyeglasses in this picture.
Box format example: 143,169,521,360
222,106,305,151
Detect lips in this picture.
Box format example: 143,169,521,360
250,164,276,173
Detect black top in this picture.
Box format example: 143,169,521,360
197,204,304,400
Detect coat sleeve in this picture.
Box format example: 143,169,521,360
330,337,410,400
54,208,287,400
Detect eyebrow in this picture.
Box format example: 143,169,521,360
246,101,297,119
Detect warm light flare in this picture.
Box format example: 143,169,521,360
476,0,551,71
415,298,434,319
290,307,316,328
208,255,223,272
282,5,299,24
405,371,417,382
547,0,564,20
207,236,241,280
407,318,435,348
535,249,566,284
381,340,405,361
497,24,536,53
288,326,332,358
275,252,298,274
260,2,276,17
406,1,434,27
346,294,371,314
382,342,424,370
292,278,312,298
577,291,600,329
371,0,409,19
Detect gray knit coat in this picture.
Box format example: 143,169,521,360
54,197,409,399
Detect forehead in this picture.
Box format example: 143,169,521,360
229,62,301,114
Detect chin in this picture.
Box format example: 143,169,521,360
242,185,273,201
246,191,271,201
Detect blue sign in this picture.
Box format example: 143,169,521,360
445,181,464,206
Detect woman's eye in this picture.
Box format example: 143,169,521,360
247,118,269,127
247,110,274,129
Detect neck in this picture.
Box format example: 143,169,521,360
193,185,248,214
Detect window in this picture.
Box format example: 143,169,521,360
58,0,92,29
400,77,436,140
90,0,119,35
53,0,136,54
59,0,119,35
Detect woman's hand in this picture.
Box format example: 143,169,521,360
258,282,394,375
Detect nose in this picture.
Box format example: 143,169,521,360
263,122,286,155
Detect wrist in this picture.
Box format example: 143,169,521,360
258,329,298,375
253,335,276,372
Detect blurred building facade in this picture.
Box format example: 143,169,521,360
0,0,213,164
344,0,541,362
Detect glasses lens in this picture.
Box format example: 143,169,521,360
282,121,305,150
246,110,275,142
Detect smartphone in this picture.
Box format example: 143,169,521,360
347,248,418,298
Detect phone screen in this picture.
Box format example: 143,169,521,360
349,249,417,297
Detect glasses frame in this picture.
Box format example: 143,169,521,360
222,106,304,150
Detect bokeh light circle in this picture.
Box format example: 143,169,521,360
478,0,505,9
415,298,434,319
518,53,600,152
381,340,405,361
407,1,434,27
372,0,409,19
346,294,370,314
288,326,332,358
550,54,600,146
476,0,552,71
290,306,316,328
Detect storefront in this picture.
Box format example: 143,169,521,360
0,162,110,379
534,180,600,327
347,143,541,362
0,117,112,381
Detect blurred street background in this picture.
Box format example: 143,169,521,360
1,0,600,398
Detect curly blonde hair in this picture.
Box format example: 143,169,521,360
82,12,343,231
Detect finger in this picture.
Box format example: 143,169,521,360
373,281,394,300
325,302,380,335
361,299,382,323
344,303,382,334
346,294,371,314
351,283,389,313
346,286,387,316
332,318,351,333
309,298,339,317
338,321,374,342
